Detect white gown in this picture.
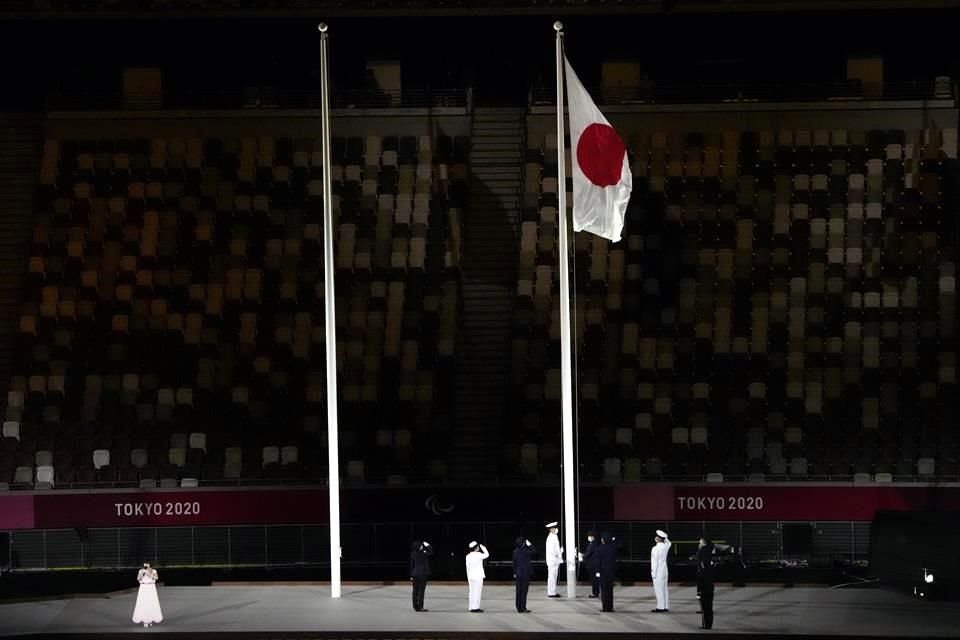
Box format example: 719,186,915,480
132,569,163,625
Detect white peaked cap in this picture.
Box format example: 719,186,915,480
656,529,668,538
546,521,558,528
469,541,478,549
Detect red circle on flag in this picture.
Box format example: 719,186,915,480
576,123,626,188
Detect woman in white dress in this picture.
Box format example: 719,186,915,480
465,541,489,612
132,563,163,627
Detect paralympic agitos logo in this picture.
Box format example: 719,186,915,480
424,494,454,516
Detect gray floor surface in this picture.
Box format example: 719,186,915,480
0,583,957,637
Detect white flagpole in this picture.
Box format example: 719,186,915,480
554,21,577,599
319,21,342,599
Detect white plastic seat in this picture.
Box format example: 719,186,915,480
36,465,55,487
789,458,809,476
602,458,622,482
624,458,643,481
92,449,111,470
139,479,157,488
2,421,20,440
14,466,32,484
130,449,149,469
281,445,299,466
262,446,281,467
917,458,936,476
188,432,207,452
168,448,186,467
705,472,724,483
225,447,242,466
180,477,199,488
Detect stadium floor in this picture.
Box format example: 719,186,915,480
0,583,956,639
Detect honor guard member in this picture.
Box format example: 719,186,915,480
597,532,619,612
409,540,434,612
696,538,716,629
580,531,601,598
651,529,671,612
512,537,535,613
465,541,489,612
545,521,564,597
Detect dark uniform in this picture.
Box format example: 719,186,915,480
512,537,535,613
582,534,601,597
696,541,716,629
597,532,619,612
409,540,434,611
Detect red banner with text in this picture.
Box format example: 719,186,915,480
1,484,959,530
614,485,960,521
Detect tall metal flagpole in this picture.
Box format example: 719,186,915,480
554,21,578,599
319,21,342,599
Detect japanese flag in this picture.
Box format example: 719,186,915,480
565,56,632,242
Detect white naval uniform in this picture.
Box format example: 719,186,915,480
465,545,489,610
651,538,672,610
545,532,563,596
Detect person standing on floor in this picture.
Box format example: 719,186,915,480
132,562,163,628
580,531,601,598
696,538,716,629
409,539,434,612
597,532,619,612
512,537,536,613
651,529,671,612
545,521,564,597
465,541,489,612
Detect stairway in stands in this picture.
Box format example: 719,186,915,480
0,114,43,399
449,107,525,482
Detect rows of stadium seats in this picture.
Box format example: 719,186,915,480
0,134,469,488
509,127,959,482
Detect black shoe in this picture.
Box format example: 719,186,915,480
548,594,562,598
696,610,702,614
420,609,428,612
470,609,483,613
518,609,531,613
588,594,599,598
663,609,669,613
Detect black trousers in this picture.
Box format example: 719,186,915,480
412,576,428,611
700,590,714,629
600,574,615,611
515,575,530,611
591,571,600,596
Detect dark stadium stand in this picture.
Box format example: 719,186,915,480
0,133,468,489
512,126,959,483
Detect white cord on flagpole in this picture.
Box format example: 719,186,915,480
319,21,342,600
554,20,577,600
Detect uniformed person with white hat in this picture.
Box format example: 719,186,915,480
544,522,563,597
465,541,489,612
651,529,671,612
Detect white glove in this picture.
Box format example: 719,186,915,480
423,541,430,547
595,572,600,578
577,552,584,562
525,540,531,547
